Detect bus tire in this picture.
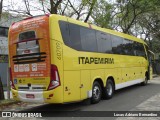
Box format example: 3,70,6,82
91,81,102,104
103,79,114,99
141,75,148,86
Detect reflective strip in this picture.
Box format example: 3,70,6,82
115,78,144,90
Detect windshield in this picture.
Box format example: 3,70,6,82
19,31,36,41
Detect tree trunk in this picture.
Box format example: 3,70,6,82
84,0,96,23
0,0,3,20
50,0,62,14
0,76,4,100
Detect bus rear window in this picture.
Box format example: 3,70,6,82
19,31,36,41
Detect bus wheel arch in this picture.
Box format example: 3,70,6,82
91,78,104,104
103,76,115,99
141,72,149,86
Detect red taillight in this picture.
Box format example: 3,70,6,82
47,65,60,90
9,67,16,90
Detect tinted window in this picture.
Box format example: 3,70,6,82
59,21,82,50
59,21,146,57
122,39,134,55
19,31,35,41
96,32,112,53
59,21,70,46
69,23,82,50
133,42,146,57
111,35,123,54
80,27,97,52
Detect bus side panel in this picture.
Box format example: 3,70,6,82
90,69,104,87
105,68,120,85
63,71,81,102
80,70,91,100
48,15,64,103
46,40,63,103
115,68,122,84
49,14,64,43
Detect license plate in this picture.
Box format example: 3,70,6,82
26,94,35,99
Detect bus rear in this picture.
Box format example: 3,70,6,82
9,15,62,103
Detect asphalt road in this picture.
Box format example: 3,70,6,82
22,77,160,119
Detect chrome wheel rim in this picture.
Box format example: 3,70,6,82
107,83,113,96
93,86,100,100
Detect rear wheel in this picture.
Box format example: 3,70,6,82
91,81,102,104
103,79,114,99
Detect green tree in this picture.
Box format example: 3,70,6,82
113,0,158,34
91,0,113,28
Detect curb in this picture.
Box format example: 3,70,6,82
153,74,159,78
0,99,20,107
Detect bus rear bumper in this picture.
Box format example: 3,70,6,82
11,89,63,103
18,91,44,103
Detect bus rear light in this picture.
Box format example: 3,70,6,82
9,68,16,90
48,65,60,90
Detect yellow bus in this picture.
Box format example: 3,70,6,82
8,14,152,104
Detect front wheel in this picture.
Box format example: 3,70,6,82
141,75,148,86
103,79,114,99
91,81,102,104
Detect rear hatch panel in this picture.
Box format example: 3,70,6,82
9,15,51,91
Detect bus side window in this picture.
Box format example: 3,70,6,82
111,35,123,55
80,27,97,52
59,21,82,51
59,21,71,46
96,32,112,53
68,23,82,51
122,39,134,56
133,42,146,58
